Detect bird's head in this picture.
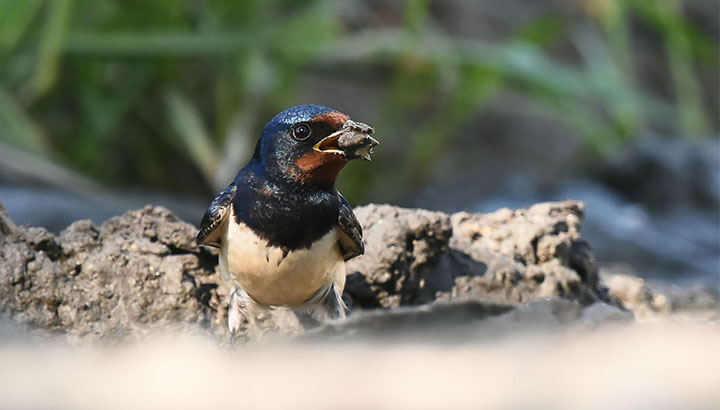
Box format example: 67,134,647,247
253,105,378,186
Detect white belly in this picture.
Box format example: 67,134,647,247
219,212,346,307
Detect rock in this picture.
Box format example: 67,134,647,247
346,200,600,309
344,205,453,308
0,200,605,343
601,271,665,320
0,206,227,343
600,270,720,322
448,201,599,302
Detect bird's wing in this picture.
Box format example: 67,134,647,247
337,193,364,261
197,183,237,247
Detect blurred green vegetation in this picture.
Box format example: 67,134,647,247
0,0,717,202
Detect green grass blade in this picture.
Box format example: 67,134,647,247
164,89,219,184
662,0,711,135
0,86,48,152
629,0,714,135
29,0,72,99
0,0,42,54
65,31,251,56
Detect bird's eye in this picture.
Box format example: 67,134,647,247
292,123,312,140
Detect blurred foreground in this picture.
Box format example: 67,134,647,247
0,321,718,410
1,0,718,294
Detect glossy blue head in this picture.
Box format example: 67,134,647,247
251,104,356,186
259,105,336,145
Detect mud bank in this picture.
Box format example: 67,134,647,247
1,200,715,343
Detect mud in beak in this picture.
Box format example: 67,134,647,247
313,120,379,161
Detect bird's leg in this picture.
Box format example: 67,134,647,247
323,282,348,320
304,282,348,322
228,286,254,342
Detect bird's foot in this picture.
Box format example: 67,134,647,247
303,282,347,322
227,287,255,345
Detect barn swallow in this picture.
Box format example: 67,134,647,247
197,105,378,335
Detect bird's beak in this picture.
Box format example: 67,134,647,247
313,120,379,161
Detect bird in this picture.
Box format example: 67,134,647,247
196,104,378,335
